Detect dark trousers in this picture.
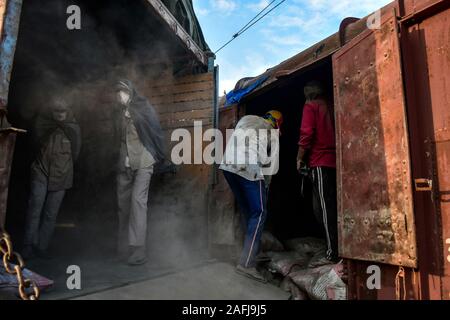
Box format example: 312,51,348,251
310,167,338,260
23,167,66,251
223,170,268,268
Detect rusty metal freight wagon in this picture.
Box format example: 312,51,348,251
0,0,449,301
209,0,450,300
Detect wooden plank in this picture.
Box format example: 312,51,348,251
150,90,213,105
150,72,214,88
149,81,213,96
161,117,213,130
154,100,213,114
159,109,213,122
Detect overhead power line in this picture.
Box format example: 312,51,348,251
214,0,287,55
234,0,278,36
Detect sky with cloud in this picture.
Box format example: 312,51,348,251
193,0,392,94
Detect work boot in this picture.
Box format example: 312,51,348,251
128,246,147,266
235,265,267,283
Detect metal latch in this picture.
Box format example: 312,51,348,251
415,179,433,192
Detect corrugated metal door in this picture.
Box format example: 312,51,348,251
333,10,417,268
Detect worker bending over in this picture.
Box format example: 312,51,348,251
220,110,283,282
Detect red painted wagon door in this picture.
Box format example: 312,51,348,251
333,10,417,267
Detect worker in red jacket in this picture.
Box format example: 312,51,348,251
297,81,338,263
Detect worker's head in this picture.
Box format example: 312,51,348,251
304,80,324,101
115,79,134,106
52,98,69,122
264,110,284,129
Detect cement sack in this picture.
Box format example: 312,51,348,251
267,251,310,276
280,276,309,300
289,263,347,300
284,237,326,256
261,231,285,252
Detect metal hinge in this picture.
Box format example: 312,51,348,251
414,179,433,192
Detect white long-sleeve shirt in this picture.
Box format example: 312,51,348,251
220,115,280,182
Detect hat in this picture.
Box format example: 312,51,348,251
264,110,283,129
115,79,133,93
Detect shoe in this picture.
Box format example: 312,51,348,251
235,265,267,283
255,252,271,262
128,246,148,266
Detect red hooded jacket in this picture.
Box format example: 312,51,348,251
298,99,336,168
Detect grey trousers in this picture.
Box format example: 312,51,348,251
23,168,66,251
117,166,153,249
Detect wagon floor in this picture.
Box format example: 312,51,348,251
72,262,290,300
23,224,288,300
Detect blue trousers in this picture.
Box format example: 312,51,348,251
223,170,268,268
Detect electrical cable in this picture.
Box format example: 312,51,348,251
214,0,287,54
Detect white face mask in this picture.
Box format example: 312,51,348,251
118,91,131,106
53,110,67,122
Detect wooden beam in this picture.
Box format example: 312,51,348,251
145,0,208,66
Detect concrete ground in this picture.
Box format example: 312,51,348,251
20,224,289,300
73,262,290,300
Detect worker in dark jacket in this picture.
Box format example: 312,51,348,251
23,100,81,259
297,81,338,263
114,80,166,266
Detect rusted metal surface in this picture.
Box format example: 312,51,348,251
0,129,15,230
339,18,360,46
346,260,422,300
418,7,450,299
0,0,22,109
401,0,450,23
145,0,208,66
0,0,23,230
399,2,450,300
400,16,442,301
333,11,417,268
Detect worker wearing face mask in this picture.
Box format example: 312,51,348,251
22,98,81,259
114,80,166,266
